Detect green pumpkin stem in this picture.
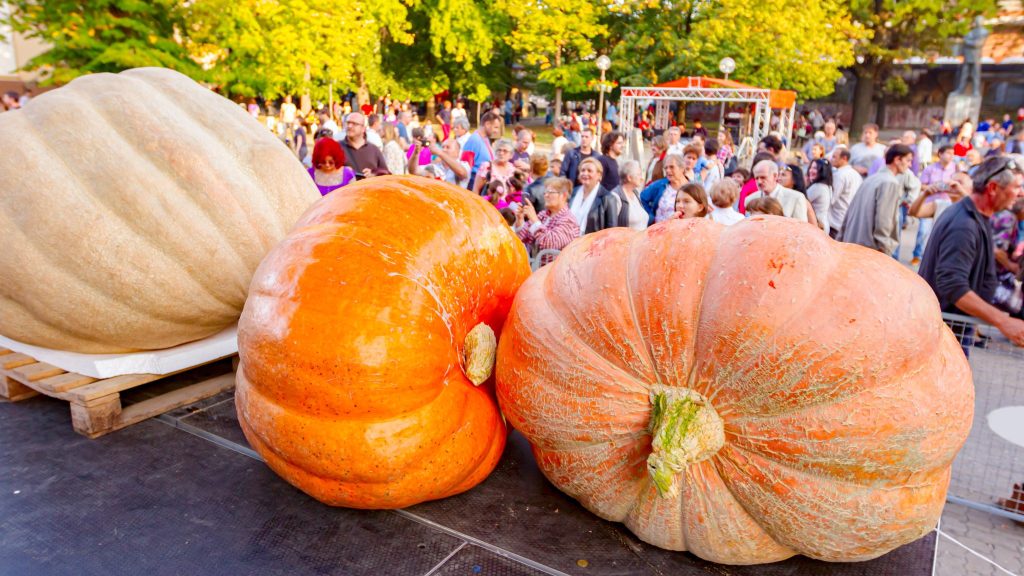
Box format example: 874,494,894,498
647,386,725,498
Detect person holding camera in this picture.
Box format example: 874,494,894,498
409,131,470,188
515,177,580,259
909,171,970,223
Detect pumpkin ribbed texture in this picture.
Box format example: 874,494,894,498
236,176,531,509
0,67,319,352
496,216,973,565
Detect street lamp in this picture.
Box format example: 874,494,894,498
718,57,736,139
595,55,612,142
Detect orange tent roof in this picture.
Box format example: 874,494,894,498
654,76,797,110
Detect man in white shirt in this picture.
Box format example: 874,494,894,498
317,110,339,139
666,126,685,156
849,123,888,176
830,147,864,238
365,113,384,150
744,160,809,222
453,117,472,150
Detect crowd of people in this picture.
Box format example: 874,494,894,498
628,112,1024,351
234,94,1024,351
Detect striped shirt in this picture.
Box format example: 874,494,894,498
517,208,580,254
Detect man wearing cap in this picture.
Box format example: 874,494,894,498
919,156,1024,351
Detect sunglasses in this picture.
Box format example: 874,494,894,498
984,159,1019,186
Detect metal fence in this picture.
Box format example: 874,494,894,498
942,313,1024,523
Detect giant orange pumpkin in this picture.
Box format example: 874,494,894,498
496,216,973,565
237,176,531,508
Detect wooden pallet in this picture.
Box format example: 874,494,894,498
0,348,236,438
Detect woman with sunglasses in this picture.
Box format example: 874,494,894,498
308,137,356,196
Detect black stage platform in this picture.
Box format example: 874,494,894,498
1,385,937,576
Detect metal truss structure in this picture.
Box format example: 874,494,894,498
618,77,797,162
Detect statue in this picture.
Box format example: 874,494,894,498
945,16,988,128
955,16,988,97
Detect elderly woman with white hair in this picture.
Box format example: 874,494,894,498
473,138,517,195
616,160,649,230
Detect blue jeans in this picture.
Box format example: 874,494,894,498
913,217,933,259
893,204,909,260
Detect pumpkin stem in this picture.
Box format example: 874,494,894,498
463,323,497,386
647,386,725,498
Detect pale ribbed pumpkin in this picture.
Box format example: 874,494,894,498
237,176,531,509
0,67,319,353
496,216,973,565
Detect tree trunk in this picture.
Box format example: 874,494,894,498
426,98,436,123
356,73,370,107
851,62,876,137
301,61,312,115
554,87,563,125
553,49,563,123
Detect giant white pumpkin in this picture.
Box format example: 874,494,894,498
0,67,320,353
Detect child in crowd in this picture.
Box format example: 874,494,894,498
487,181,510,210
746,197,785,217
708,180,744,226
673,183,711,219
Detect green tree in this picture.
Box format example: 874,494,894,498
606,0,701,87
683,0,862,100
847,0,996,135
187,0,411,104
500,0,608,120
608,0,861,100
378,0,511,104
4,0,201,85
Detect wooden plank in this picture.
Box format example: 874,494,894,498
70,395,121,438
1,353,36,371
34,372,97,394
11,362,65,382
65,374,164,403
0,348,11,355
0,376,39,402
68,372,236,438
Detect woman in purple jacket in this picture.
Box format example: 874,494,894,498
308,138,356,196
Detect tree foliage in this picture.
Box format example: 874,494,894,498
849,0,995,67
378,0,511,102
608,0,862,100
8,0,960,109
186,0,411,101
5,0,200,85
846,0,996,132
499,0,608,115
682,0,863,99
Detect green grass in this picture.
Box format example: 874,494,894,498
504,125,556,146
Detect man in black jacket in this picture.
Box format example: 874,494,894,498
561,128,600,186
918,156,1024,350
